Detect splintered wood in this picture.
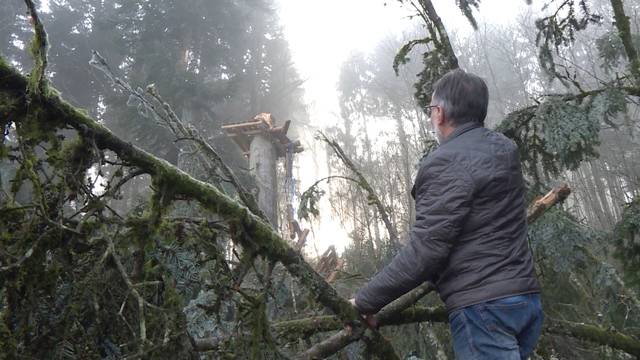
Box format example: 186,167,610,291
222,112,303,157
527,184,572,223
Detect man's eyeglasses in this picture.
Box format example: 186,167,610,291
425,105,439,117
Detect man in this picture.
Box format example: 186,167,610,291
352,69,543,359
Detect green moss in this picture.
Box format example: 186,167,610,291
0,92,19,125
549,319,640,356
0,142,8,160
148,177,174,225
17,108,60,146
0,315,17,360
26,14,48,100
163,282,183,309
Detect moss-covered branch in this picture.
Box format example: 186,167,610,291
290,282,436,359
24,0,48,99
278,308,640,357
610,0,640,83
376,282,435,321
294,329,357,360
546,318,640,357
418,0,458,69
275,305,447,343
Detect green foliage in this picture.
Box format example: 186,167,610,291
614,197,640,288
535,0,602,79
413,45,458,110
393,1,458,110
527,206,640,359
537,96,600,170
237,291,275,359
528,207,599,272
298,183,325,221
0,312,17,360
0,0,305,353
597,31,640,72
498,88,626,180
57,136,96,195
456,0,481,30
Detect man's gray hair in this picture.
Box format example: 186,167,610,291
431,69,489,126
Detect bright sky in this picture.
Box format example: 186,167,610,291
275,0,531,255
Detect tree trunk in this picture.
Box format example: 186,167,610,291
395,114,414,235
249,134,278,227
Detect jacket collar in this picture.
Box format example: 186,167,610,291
439,121,482,146
412,121,482,199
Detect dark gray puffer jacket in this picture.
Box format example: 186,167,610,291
355,121,540,314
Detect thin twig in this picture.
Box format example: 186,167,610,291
108,238,154,347
0,231,48,272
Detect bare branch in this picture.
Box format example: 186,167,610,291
294,329,358,360
318,132,400,250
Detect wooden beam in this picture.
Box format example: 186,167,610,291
221,119,265,131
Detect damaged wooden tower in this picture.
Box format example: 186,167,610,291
222,113,303,235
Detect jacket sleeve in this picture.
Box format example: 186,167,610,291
354,153,474,314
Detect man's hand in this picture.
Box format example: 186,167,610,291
349,298,378,329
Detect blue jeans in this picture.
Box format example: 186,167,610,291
448,294,543,360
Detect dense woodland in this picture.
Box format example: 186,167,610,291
1,0,640,359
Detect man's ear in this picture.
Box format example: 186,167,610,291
433,107,445,126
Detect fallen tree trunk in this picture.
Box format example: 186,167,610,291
275,305,447,343
546,319,640,357
293,282,438,359
277,307,640,358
